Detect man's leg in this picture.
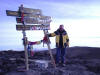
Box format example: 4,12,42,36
61,48,66,64
56,48,61,64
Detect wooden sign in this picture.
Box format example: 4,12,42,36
39,16,51,20
19,7,42,15
6,10,18,16
6,10,41,17
16,17,38,24
6,7,42,16
16,25,50,30
16,17,51,24
6,10,51,19
6,5,52,71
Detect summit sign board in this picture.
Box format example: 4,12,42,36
6,7,51,29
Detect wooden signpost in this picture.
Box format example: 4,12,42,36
6,4,56,70
6,7,42,16
16,25,50,30
16,17,51,24
6,10,51,20
43,30,56,68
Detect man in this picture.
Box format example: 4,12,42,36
48,25,69,66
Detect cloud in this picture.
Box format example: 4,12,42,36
1,0,100,19
26,0,100,19
40,1,100,19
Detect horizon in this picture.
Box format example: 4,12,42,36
0,0,100,50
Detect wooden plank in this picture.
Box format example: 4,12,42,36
6,10,51,22
6,10,18,16
16,17,38,24
24,42,29,70
6,8,42,16
23,14,40,17
40,16,51,20
6,10,51,23
16,17,51,24
16,25,30,30
6,10,41,17
19,7,42,14
16,25,50,30
43,30,56,68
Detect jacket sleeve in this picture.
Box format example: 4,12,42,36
66,34,69,46
48,30,58,37
48,33,56,37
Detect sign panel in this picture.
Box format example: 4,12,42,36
6,10,41,17
16,25,50,30
16,17,51,24
6,10,51,21
39,16,51,20
6,10,18,16
19,7,42,15
6,8,42,16
16,17,38,24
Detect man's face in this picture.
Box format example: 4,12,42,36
59,25,64,31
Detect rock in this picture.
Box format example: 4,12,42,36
6,70,40,75
0,47,100,75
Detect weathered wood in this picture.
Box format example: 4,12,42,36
19,7,42,14
16,25,29,30
16,17,51,24
39,16,51,20
16,17,38,24
6,10,18,16
6,5,52,70
6,10,51,20
43,30,56,68
16,25,50,30
6,7,42,16
6,10,41,17
24,42,29,70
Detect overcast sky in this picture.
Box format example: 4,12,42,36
0,0,100,50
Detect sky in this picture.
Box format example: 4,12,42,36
0,0,100,50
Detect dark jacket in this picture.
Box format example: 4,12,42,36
49,29,69,48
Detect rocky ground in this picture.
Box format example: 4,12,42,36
0,47,100,75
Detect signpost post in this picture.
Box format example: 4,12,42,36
43,30,56,68
19,5,29,71
6,4,56,70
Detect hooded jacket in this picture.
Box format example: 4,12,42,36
49,29,69,48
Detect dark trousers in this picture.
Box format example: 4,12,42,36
56,48,66,64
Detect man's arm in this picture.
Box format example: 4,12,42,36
48,33,56,37
48,30,58,37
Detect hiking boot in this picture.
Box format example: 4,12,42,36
56,63,60,67
61,63,66,67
